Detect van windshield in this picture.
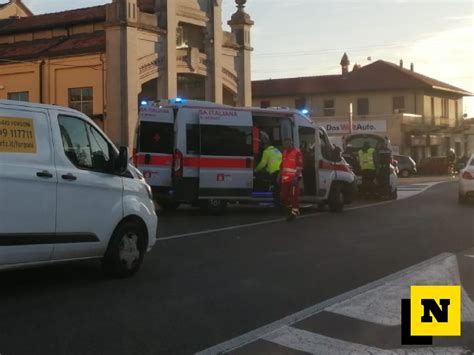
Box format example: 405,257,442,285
139,121,174,154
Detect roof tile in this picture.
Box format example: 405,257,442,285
252,60,471,97
0,5,106,35
0,31,105,60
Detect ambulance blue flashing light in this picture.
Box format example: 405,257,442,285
140,100,148,106
301,108,310,115
172,97,187,104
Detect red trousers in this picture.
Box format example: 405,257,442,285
280,182,300,209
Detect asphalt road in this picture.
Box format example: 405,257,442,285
0,181,472,355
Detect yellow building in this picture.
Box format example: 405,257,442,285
0,0,254,147
253,53,472,161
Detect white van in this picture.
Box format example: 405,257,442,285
136,99,357,213
0,100,157,277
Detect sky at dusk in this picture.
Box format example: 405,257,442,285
23,0,474,116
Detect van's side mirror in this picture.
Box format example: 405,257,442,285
115,146,129,174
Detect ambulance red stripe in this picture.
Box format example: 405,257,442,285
184,157,250,169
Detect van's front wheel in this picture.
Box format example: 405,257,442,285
102,222,147,278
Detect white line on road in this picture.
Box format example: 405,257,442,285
158,182,444,242
196,252,453,354
263,325,393,354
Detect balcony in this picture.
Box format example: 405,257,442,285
398,113,423,126
434,117,450,127
176,47,207,74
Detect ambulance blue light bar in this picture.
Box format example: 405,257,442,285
171,97,187,104
301,109,310,115
140,100,148,106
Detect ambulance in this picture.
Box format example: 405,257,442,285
135,99,357,213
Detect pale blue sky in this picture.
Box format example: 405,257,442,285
23,0,474,115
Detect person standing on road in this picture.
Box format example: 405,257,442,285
280,137,303,221
358,141,376,193
255,132,282,191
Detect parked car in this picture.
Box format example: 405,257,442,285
0,100,158,276
393,155,417,177
417,156,449,176
459,154,474,204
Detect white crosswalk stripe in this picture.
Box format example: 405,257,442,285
197,251,474,354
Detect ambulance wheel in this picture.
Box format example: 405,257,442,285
328,183,344,213
200,199,227,215
158,198,180,211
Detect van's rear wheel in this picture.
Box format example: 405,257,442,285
328,183,344,213
200,199,227,215
102,222,147,278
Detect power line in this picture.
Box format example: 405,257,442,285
253,42,407,58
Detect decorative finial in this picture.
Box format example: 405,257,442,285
228,0,253,26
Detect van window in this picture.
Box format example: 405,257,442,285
319,129,334,161
58,115,111,171
201,125,252,157
139,121,174,154
299,126,316,153
186,124,200,155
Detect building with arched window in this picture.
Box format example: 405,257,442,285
0,0,253,147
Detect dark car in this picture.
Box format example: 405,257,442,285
393,154,417,177
417,156,449,175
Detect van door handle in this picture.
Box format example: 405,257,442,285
61,173,77,181
36,170,53,178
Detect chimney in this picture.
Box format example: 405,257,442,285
410,63,414,72
399,59,403,68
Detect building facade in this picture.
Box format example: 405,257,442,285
252,54,472,161
0,0,253,147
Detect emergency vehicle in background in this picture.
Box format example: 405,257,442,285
135,99,357,213
342,133,398,200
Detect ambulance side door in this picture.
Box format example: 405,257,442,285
136,106,175,189
198,109,254,198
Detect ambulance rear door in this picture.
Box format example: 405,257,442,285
136,105,175,189
198,108,254,199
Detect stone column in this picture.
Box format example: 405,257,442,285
157,0,177,100
105,0,139,148
228,0,253,107
205,0,223,103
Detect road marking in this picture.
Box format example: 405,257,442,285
261,326,468,354
158,182,444,242
158,201,393,242
196,253,453,354
326,254,474,325
263,325,392,354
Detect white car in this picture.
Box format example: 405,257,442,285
0,100,157,277
459,154,474,204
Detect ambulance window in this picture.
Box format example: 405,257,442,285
186,124,200,154
299,126,315,154
281,119,292,142
319,129,333,160
139,121,174,154
200,125,252,157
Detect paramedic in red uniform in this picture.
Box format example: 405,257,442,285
280,137,303,220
